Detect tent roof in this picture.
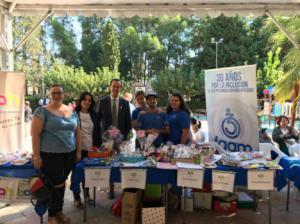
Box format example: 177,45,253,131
1,0,300,16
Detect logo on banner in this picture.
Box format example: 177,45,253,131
214,109,252,152
0,94,21,110
221,109,240,139
0,187,6,196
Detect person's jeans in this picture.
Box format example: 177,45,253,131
40,151,76,217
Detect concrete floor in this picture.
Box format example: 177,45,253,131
0,182,300,224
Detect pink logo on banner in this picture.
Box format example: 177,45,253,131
0,187,6,196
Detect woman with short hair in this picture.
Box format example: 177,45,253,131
272,115,299,156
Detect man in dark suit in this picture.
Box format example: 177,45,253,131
97,78,131,198
97,78,131,138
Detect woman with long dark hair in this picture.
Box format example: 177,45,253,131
166,93,191,144
72,92,101,207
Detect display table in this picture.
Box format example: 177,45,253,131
71,160,287,224
0,162,36,178
71,161,287,194
0,160,290,224
279,156,300,211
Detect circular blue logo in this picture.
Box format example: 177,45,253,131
221,109,241,139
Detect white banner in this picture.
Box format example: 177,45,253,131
212,171,236,193
177,169,204,189
205,65,259,152
121,169,147,189
0,72,25,153
84,168,110,189
248,170,275,190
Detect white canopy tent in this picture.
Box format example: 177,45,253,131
0,0,299,70
1,0,300,17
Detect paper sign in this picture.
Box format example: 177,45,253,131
17,178,31,201
212,171,236,193
0,177,19,201
121,169,147,189
247,170,275,190
84,168,110,189
177,168,204,189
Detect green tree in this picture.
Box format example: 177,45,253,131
120,26,143,81
267,16,300,127
155,15,190,70
44,62,120,99
101,20,121,71
50,17,79,67
190,15,253,70
13,16,47,96
151,69,205,102
79,16,102,73
257,48,284,96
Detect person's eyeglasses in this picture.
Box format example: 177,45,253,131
50,92,64,96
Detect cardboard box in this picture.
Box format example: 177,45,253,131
122,189,143,224
236,192,256,209
181,197,193,212
213,191,230,197
192,183,212,193
142,201,165,224
171,158,194,165
194,192,212,210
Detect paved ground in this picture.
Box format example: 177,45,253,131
0,182,300,224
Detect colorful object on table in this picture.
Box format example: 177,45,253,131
119,154,145,163
102,126,123,143
137,130,146,138
87,149,112,159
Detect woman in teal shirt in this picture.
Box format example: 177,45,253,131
31,84,81,224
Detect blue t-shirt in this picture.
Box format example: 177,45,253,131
168,110,190,144
137,111,169,147
33,107,79,153
132,107,143,120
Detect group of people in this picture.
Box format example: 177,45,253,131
29,77,300,224
31,79,205,224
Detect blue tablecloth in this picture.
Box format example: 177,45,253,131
70,161,287,194
0,162,36,178
0,160,288,193
279,156,300,188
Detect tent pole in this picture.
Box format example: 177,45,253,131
12,9,52,52
265,9,299,50
8,0,17,14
